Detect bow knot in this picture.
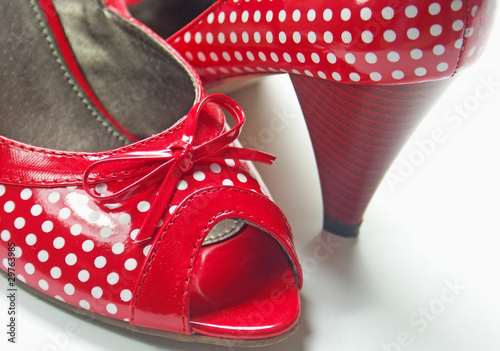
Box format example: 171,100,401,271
83,94,275,243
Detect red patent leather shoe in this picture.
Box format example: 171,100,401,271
127,0,496,237
0,0,302,345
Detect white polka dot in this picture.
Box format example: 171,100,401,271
407,28,420,40
437,62,449,72
365,53,377,64
451,1,463,11
14,217,26,229
342,31,352,43
411,49,423,60
1,230,10,241
82,240,94,252
218,11,225,24
283,53,292,62
79,300,90,310
225,159,235,167
471,5,479,17
95,183,107,194
278,31,287,44
279,9,286,22
292,9,301,21
271,52,279,62
433,45,445,56
31,204,42,216
392,70,405,80
429,3,441,15
14,246,22,258
24,263,35,275
197,52,207,62
57,208,70,220
112,242,125,255
258,52,267,62
17,275,25,283
326,52,337,64
183,32,191,43
464,27,474,38
361,30,374,43
387,51,400,62
130,229,140,241
94,256,106,269
143,245,152,256
297,53,306,63
332,72,342,81
48,192,60,203
0,185,5,196
39,280,49,291
468,46,477,57
246,51,255,61
70,224,82,235
4,201,15,213
65,253,77,266
64,283,75,295
26,233,37,246
207,12,214,24
453,20,464,31
360,7,372,20
382,7,395,20
370,72,382,81
430,24,443,36
415,67,427,76
54,296,64,302
20,189,32,200
384,30,396,42
341,8,351,21
345,53,356,64
53,237,65,249
266,31,273,43
121,289,133,302
405,5,418,18
185,51,193,61
88,211,100,223
323,31,333,43
308,31,317,44
42,221,53,233
223,52,231,61
137,201,150,213
38,250,49,262
323,8,333,21
124,258,137,271
253,32,261,43
304,9,315,21
106,304,117,315
223,179,234,186
266,10,273,22
253,10,261,22
78,270,90,282
349,73,361,82
50,267,62,279
311,53,320,64
293,31,301,43
107,273,121,289
209,52,218,61
177,180,188,191
92,286,103,299
236,173,248,183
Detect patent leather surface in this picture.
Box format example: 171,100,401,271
1,0,302,342
129,0,496,85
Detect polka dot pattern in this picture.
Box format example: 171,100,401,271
168,0,491,84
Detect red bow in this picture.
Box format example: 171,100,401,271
83,94,275,242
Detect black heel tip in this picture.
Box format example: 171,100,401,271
323,217,361,238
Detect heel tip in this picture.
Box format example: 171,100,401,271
323,217,361,238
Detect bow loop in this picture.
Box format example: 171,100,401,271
83,94,275,243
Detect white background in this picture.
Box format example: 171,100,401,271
2,8,500,351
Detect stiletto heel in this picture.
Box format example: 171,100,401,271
290,76,450,236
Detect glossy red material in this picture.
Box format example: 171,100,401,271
0,0,302,343
125,0,496,235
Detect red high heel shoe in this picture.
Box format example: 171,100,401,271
0,0,302,345
126,0,496,237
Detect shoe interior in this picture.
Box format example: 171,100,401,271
130,0,216,39
0,0,196,152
